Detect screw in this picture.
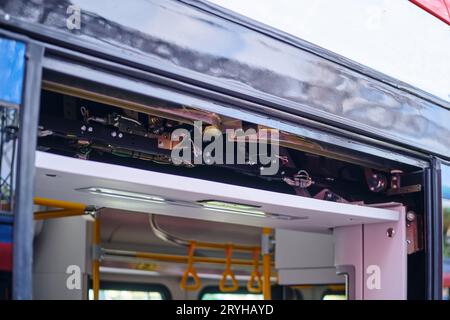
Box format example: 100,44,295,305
406,211,416,222
81,125,87,131
111,131,117,137
87,127,93,132
118,133,123,138
387,227,395,238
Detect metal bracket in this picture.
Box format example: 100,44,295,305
92,244,103,261
405,211,424,255
261,233,274,255
85,205,100,218
387,184,422,196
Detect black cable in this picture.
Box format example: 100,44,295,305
8,136,16,206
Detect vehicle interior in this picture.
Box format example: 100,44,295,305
29,67,427,300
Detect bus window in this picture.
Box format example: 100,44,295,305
88,281,171,300
287,285,344,300
321,290,347,300
199,287,263,300
442,164,450,300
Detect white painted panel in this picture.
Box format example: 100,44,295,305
275,229,334,269
278,268,344,285
34,152,398,232
33,216,89,300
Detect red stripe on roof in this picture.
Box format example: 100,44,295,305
410,0,450,25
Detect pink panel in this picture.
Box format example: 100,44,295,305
363,204,407,300
334,225,363,300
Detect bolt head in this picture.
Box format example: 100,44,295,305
406,212,416,222
387,227,395,238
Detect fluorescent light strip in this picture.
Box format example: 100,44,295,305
204,206,267,218
76,187,165,204
199,200,266,217
99,266,159,277
199,200,305,220
76,188,305,220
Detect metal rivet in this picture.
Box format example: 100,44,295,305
387,227,395,238
406,211,416,222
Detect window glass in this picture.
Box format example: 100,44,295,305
290,285,345,300
201,293,263,300
88,281,170,300
322,293,346,300
89,289,163,300
442,164,450,300
209,0,450,103
199,287,263,300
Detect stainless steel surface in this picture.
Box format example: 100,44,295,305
149,214,189,247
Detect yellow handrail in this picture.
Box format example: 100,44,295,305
194,241,259,253
34,197,86,210
262,228,272,300
92,217,101,300
33,198,86,220
106,249,270,266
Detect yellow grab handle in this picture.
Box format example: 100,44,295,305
247,249,262,293
219,245,239,292
180,268,201,291
180,242,202,291
247,270,263,293
219,269,239,292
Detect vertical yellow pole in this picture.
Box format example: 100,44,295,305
262,228,272,300
92,216,101,300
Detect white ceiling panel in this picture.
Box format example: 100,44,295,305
34,151,399,233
